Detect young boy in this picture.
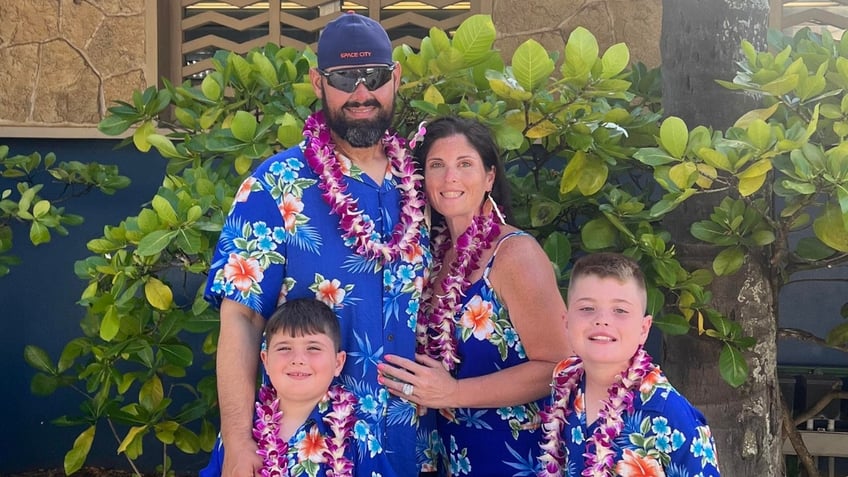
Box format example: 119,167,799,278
538,253,720,476
201,298,357,477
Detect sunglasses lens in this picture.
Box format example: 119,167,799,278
324,67,393,93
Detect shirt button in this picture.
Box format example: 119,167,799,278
387,334,394,341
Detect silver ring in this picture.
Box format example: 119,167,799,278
402,382,414,396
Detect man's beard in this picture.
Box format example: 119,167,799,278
322,92,395,148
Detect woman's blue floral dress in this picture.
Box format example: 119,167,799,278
434,232,545,476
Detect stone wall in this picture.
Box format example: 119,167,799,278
493,0,662,68
0,0,661,137
0,0,149,136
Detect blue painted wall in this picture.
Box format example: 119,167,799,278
0,138,209,474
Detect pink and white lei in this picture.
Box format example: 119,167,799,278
253,384,357,477
303,111,426,264
417,210,501,371
537,347,654,476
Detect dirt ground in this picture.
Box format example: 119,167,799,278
4,467,193,477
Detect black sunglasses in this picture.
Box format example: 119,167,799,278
319,65,396,93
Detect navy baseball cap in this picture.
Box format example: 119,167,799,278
317,12,393,70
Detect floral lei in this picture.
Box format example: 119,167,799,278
538,347,654,476
417,210,501,371
303,111,426,264
254,384,357,477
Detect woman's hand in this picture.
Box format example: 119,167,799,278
378,353,460,409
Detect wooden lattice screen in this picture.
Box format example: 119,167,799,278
771,0,848,36
159,0,493,85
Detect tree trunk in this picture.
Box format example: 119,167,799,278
660,1,784,476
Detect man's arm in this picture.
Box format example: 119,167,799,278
217,298,265,477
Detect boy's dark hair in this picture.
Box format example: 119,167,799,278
264,298,342,351
569,252,647,305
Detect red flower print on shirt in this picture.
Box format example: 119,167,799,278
278,193,304,231
297,426,328,464
615,448,664,477
316,279,346,306
235,177,257,202
460,295,495,340
223,253,264,292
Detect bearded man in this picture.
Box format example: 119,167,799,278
203,13,431,477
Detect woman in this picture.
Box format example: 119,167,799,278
378,117,571,476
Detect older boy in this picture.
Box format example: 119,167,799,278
538,253,720,476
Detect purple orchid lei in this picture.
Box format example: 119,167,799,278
303,111,426,264
537,347,654,477
417,210,501,371
253,384,357,477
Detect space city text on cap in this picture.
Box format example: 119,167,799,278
317,12,394,70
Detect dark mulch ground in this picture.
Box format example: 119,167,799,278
5,468,195,477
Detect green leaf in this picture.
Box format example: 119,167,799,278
600,43,629,79
137,229,178,256
160,344,194,367
145,277,174,311
746,119,772,150
64,426,96,475
795,236,835,260
511,39,554,92
713,246,744,276
652,313,690,335
152,195,179,225
32,199,50,218
174,426,202,453
137,208,160,233
100,305,120,341
132,120,156,153
451,14,496,65
659,116,688,159
146,134,183,159
581,217,617,250
24,345,55,374
761,73,799,97
201,74,222,101
827,321,848,346
29,221,50,245
276,113,304,148
98,115,134,136
733,103,780,128
31,372,60,396
813,202,848,252
542,231,572,272
668,162,697,189
563,27,598,80
697,148,732,171
751,230,776,246
633,147,677,166
140,375,164,411
117,425,149,455
231,110,258,142
718,343,748,388
250,51,277,86
560,151,606,196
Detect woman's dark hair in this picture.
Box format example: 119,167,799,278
413,116,514,227
264,298,342,351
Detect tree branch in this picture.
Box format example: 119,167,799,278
778,327,848,353
793,384,848,425
781,394,822,477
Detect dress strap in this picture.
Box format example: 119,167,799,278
482,231,529,286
